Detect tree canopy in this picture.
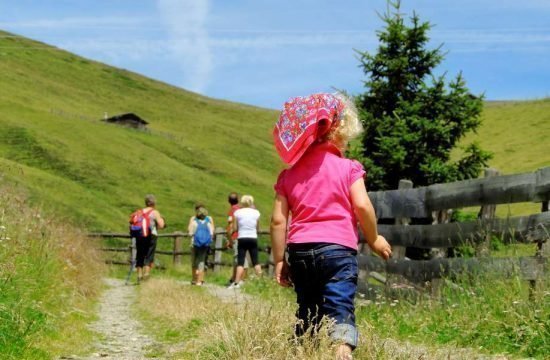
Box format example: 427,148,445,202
351,1,491,190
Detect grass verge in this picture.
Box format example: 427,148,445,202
0,186,104,359
358,273,549,359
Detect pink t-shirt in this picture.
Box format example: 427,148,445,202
274,142,366,250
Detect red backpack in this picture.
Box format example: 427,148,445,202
129,208,154,237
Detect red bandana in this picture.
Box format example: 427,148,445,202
273,93,345,166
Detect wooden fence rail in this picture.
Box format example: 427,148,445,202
375,211,550,249
90,228,273,270
369,167,550,219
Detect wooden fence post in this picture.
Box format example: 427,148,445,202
530,200,550,298
476,168,499,257
173,231,183,266
539,201,549,255
430,208,450,297
214,227,224,273
386,179,413,294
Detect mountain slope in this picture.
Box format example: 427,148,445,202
0,31,281,230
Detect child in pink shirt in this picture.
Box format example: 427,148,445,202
270,93,391,359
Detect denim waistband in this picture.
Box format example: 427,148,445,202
287,243,356,257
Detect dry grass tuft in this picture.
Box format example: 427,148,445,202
136,278,420,359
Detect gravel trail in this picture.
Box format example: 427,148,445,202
61,278,157,360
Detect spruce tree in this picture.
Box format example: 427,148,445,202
352,1,491,190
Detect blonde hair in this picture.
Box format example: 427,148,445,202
324,93,363,151
195,206,208,218
240,195,254,208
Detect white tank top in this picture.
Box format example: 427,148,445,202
234,208,260,239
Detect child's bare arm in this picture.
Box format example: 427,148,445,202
270,194,291,286
350,179,392,260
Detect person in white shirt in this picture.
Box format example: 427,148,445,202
231,195,262,288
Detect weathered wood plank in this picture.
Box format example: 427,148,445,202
535,167,550,202
370,212,550,248
357,254,547,282
369,187,428,218
368,167,550,219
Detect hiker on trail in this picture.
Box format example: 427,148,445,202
188,204,214,285
229,195,262,288
131,194,165,283
225,192,250,286
270,93,392,360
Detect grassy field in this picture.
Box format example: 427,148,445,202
1,31,549,234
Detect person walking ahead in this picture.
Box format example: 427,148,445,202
188,205,214,285
270,93,391,360
132,194,165,283
230,195,262,288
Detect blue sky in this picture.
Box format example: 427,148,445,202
1,0,549,109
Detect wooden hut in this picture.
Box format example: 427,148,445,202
102,113,148,129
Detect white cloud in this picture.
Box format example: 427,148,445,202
157,0,212,93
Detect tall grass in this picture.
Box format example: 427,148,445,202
0,186,104,359
136,278,492,359
358,273,549,359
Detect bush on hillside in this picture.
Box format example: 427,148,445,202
0,186,104,359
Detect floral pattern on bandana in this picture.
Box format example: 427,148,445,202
273,93,345,165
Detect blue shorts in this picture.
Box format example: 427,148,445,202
288,243,358,348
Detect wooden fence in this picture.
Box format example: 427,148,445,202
359,167,549,297
90,167,549,296
89,228,274,272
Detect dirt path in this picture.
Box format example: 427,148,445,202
78,278,156,359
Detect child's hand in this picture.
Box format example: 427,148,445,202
275,260,292,287
370,235,392,260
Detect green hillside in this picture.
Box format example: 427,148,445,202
1,31,548,231
455,99,550,216
0,31,281,231
457,99,550,173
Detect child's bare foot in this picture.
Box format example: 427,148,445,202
335,344,352,360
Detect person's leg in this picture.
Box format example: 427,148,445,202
234,266,245,284
249,240,262,276
288,248,321,338
317,246,358,351
234,240,249,284
228,239,238,285
144,236,157,278
135,236,147,282
196,246,208,284
191,246,198,284
136,266,143,282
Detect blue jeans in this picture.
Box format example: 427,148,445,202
288,243,358,348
